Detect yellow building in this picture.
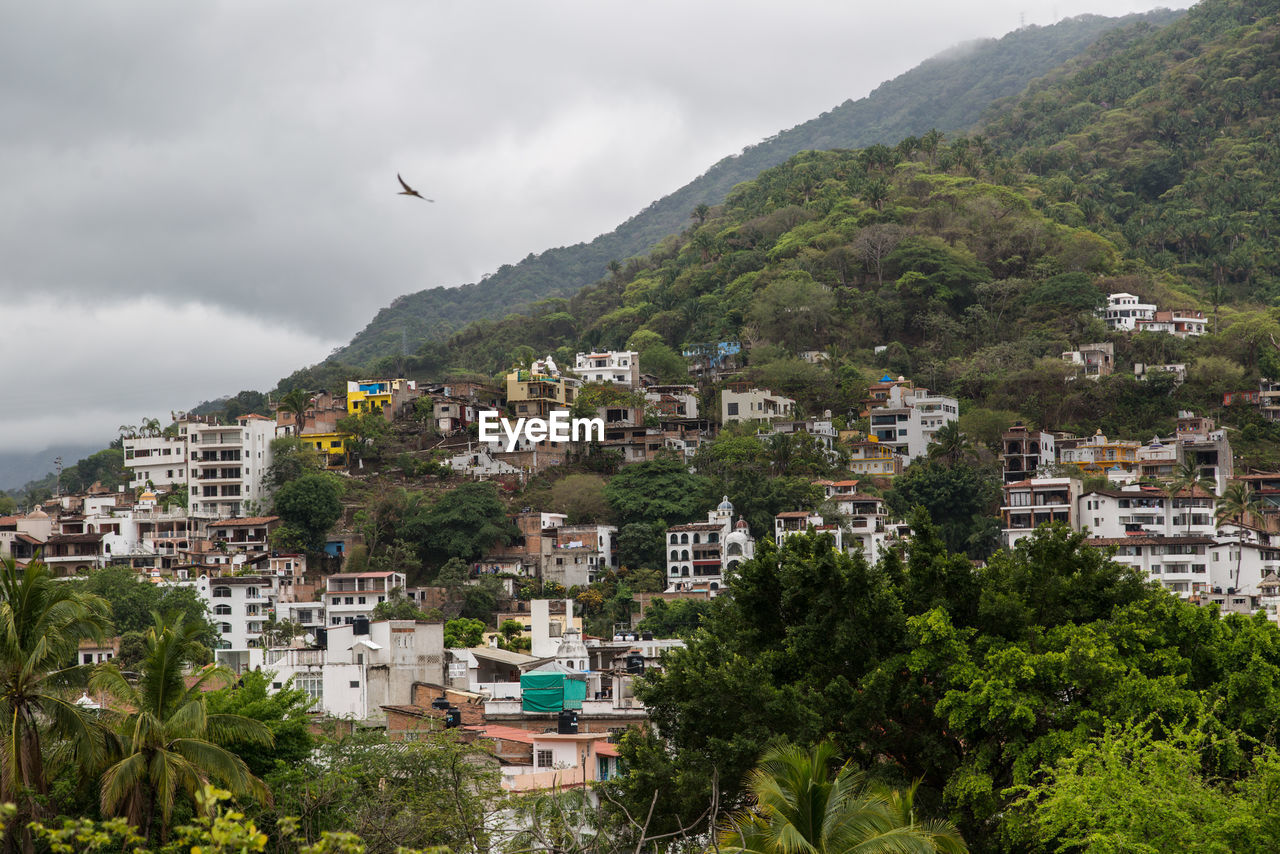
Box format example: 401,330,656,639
847,437,903,476
298,432,347,467
1058,430,1141,477
346,378,418,418
505,359,579,419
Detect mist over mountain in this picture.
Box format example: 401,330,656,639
324,10,1180,373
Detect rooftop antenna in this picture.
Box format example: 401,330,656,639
54,456,63,499
1019,11,1025,28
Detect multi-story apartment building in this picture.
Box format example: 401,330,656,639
759,420,839,456
665,498,755,594
774,511,843,550
574,351,640,389
187,415,276,520
826,487,891,563
1077,483,1217,540
867,385,959,461
192,573,280,672
325,571,407,626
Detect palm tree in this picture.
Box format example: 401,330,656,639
1216,481,1263,590
719,741,967,854
1165,459,1214,535
927,422,974,466
277,389,311,436
90,612,272,841
0,557,111,851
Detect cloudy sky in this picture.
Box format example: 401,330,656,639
0,0,1187,454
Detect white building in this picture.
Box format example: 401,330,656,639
574,351,640,389
1101,292,1156,331
1077,483,1217,540
1070,482,1280,600
722,387,796,424
261,619,446,724
192,574,281,672
665,497,755,594
122,435,188,492
325,571,407,626
187,415,277,520
868,386,959,461
827,488,892,563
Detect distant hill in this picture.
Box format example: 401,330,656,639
325,10,1181,370
0,445,101,493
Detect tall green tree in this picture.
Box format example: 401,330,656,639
90,613,272,841
0,557,111,849
272,473,344,553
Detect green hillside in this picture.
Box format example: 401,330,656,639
325,10,1179,370
363,0,1280,469
984,0,1280,305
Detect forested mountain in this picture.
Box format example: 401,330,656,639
326,10,1179,369
345,0,1280,470
983,0,1280,306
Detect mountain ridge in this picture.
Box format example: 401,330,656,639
322,10,1181,372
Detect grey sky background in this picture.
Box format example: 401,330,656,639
0,0,1187,453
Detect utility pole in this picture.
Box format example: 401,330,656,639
54,456,63,500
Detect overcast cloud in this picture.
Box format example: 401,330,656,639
0,0,1187,453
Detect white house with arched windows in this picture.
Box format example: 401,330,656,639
664,497,755,595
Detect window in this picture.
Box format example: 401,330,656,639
727,402,739,416
294,674,322,702
214,604,232,615
536,749,554,768
219,622,233,634
213,586,232,598
349,680,360,688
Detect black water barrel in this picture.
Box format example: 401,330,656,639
445,707,462,728
557,709,579,734
353,616,370,636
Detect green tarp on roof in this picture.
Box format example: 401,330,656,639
520,671,586,712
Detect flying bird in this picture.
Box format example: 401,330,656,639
397,174,434,202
